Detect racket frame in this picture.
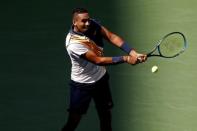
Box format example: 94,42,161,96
147,32,187,58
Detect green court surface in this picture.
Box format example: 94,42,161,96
1,0,197,131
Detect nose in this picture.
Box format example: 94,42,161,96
85,20,90,26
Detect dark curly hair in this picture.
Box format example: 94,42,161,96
72,7,88,15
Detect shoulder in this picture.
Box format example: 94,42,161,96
66,33,87,46
90,19,101,25
66,33,89,55
90,19,102,29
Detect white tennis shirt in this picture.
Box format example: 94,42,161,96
65,33,106,83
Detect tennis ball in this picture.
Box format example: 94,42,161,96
151,65,158,73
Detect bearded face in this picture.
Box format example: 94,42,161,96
73,13,90,33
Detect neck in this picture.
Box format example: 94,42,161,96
73,25,83,34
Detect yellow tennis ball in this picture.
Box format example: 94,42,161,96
151,65,158,73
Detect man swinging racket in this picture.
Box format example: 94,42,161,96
62,7,147,131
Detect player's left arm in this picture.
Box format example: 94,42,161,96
100,26,147,62
100,26,124,48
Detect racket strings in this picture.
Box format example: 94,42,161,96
159,34,185,57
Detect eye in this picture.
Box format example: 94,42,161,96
82,18,90,23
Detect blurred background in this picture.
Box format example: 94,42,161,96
1,0,197,131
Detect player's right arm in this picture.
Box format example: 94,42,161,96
82,49,136,65
67,42,137,65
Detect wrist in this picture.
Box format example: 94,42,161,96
120,42,133,54
112,56,124,64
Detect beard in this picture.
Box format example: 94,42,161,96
81,25,89,32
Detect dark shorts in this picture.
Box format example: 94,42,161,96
67,73,113,114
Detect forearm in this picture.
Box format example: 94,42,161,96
101,27,133,54
82,51,130,65
89,56,127,65
107,33,134,54
107,33,124,47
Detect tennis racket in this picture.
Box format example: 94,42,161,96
147,32,187,58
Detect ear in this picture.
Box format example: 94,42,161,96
73,19,76,26
72,14,78,26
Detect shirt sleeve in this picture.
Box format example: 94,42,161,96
67,43,89,56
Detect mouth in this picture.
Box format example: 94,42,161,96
84,25,89,30
82,26,89,32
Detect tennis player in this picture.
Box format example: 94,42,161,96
62,7,146,131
